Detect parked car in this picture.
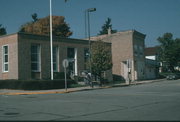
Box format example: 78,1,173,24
166,73,178,80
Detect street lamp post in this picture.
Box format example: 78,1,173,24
50,0,53,80
86,8,96,76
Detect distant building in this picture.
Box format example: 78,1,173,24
145,46,159,60
145,46,160,78
88,30,147,82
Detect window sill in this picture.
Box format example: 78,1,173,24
2,71,9,73
31,71,41,73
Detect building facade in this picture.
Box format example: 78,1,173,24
89,30,147,82
0,33,112,80
145,46,159,60
0,30,159,81
145,46,160,78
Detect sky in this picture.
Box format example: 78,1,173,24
1,0,180,47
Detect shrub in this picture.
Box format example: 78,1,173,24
0,79,76,90
54,72,70,79
73,76,84,82
113,74,125,82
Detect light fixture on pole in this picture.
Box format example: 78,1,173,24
50,0,53,80
86,8,96,76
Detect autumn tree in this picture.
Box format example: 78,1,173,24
98,17,117,35
19,15,72,37
0,24,7,36
157,33,180,72
91,40,112,85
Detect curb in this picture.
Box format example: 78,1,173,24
0,79,165,96
0,88,90,96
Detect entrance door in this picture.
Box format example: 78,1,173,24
67,48,77,76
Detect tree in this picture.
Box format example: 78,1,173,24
91,40,112,84
157,33,180,72
0,24,7,36
19,15,73,37
31,13,38,22
98,17,117,35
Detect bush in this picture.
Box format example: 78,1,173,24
113,74,125,82
73,76,84,82
54,72,70,79
0,79,76,90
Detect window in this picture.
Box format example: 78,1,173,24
31,44,41,72
134,45,138,57
84,48,89,61
67,48,75,59
2,45,9,72
134,45,138,51
139,46,143,52
139,46,144,58
67,48,75,73
84,48,89,69
53,46,59,72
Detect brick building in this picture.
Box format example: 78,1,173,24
0,30,158,82
0,33,112,80
89,30,147,82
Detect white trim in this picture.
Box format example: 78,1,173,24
74,48,78,76
2,45,9,73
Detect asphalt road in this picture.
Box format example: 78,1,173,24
0,79,180,121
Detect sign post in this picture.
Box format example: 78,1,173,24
126,59,131,85
63,59,69,92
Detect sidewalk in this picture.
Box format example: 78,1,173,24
0,79,165,96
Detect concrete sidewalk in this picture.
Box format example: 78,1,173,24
0,79,165,96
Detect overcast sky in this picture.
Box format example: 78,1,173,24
1,0,180,47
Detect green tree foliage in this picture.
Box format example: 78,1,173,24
19,15,72,37
31,13,38,22
91,40,112,83
0,24,7,36
98,17,117,35
157,33,180,72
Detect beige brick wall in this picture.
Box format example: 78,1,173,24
1,31,146,81
18,33,89,80
0,34,19,80
92,30,146,81
101,31,133,76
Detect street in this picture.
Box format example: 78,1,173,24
0,79,180,121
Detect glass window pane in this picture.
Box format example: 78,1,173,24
84,48,89,62
3,46,8,54
5,55,8,62
53,46,58,72
31,54,38,62
5,64,8,71
67,48,75,58
53,54,57,62
31,44,40,71
53,47,57,54
2,45,9,72
31,63,38,71
31,45,38,54
53,63,57,71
